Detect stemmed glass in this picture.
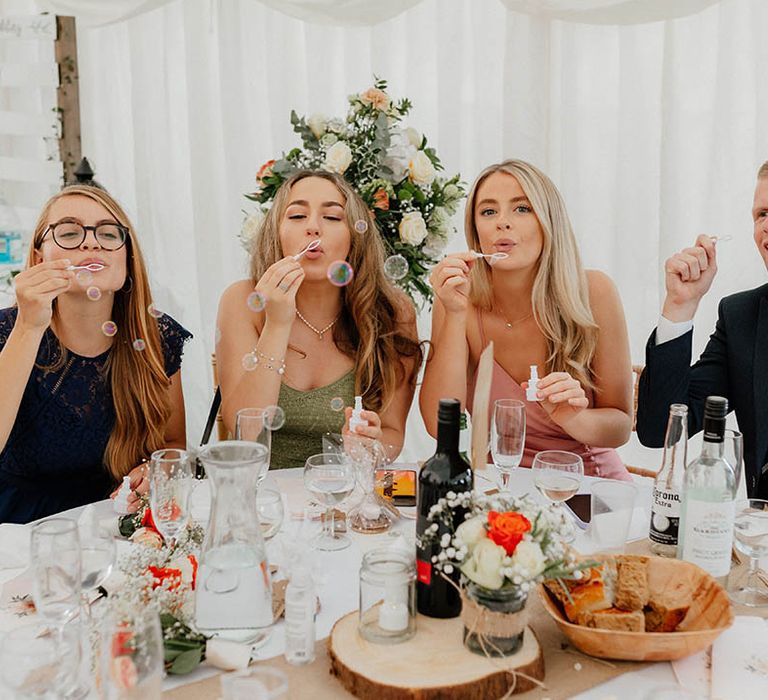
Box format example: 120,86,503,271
100,608,164,699
304,453,356,551
0,623,65,698
532,450,584,543
149,449,193,549
346,435,393,534
730,499,768,607
235,408,272,484
256,487,285,540
491,399,526,490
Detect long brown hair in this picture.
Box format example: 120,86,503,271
250,170,421,411
28,185,170,481
465,160,599,391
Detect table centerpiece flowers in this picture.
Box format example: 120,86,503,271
419,490,590,657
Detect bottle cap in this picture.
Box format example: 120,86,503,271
437,398,461,423
529,365,539,381
704,396,728,419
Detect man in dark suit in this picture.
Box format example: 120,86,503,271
637,161,768,498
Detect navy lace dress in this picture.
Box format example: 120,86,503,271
0,307,192,524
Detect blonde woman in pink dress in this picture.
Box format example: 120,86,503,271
420,160,633,480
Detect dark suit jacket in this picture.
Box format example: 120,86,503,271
636,282,768,498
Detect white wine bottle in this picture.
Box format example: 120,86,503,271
649,404,688,557
678,396,736,583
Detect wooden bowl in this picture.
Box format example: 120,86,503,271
539,557,733,661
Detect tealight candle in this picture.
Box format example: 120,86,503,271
378,600,409,632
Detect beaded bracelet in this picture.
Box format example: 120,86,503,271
252,348,286,375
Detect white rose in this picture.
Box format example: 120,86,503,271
383,129,417,183
461,539,506,590
240,209,266,252
327,118,346,134
511,540,546,578
454,515,487,551
398,211,428,246
409,150,437,187
323,141,353,174
404,127,422,148
422,233,446,260
320,133,338,148
444,183,460,200
307,113,327,139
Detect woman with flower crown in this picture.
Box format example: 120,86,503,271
216,170,421,468
0,184,191,523
420,160,633,480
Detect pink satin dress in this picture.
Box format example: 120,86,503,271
467,309,631,481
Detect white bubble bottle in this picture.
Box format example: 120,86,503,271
526,365,541,402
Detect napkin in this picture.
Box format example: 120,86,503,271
672,649,710,695
712,616,768,700
0,523,30,570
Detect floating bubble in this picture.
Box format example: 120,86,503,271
384,254,409,281
86,286,102,301
101,321,118,337
330,397,345,412
354,219,368,234
215,327,222,345
326,260,354,287
132,339,146,352
241,352,258,371
264,405,286,431
75,269,93,285
147,303,163,319
247,291,266,313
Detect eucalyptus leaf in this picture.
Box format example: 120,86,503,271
168,647,203,675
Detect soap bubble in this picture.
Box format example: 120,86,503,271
354,219,368,234
147,303,163,319
330,397,345,412
327,260,354,287
241,352,258,371
215,327,222,345
101,321,118,337
383,254,408,281
75,269,93,285
264,405,286,431
247,291,266,312
86,286,102,301
132,339,146,352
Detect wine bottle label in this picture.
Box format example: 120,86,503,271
649,487,681,545
681,498,736,578
416,559,432,585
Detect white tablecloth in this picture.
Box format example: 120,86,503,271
0,465,701,699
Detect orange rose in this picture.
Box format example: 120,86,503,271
110,625,134,657
373,188,389,210
487,511,531,555
147,564,183,590
256,159,276,183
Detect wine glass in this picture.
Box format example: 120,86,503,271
256,488,285,540
235,408,272,484
149,448,193,549
100,608,164,699
491,399,526,490
30,519,81,629
0,623,65,698
730,499,768,607
532,450,584,543
304,453,356,551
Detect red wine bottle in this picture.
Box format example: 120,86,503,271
416,398,473,618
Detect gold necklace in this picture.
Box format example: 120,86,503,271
496,305,533,329
295,309,340,340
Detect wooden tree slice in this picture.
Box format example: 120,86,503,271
328,611,544,699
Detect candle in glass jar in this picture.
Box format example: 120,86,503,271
378,599,409,632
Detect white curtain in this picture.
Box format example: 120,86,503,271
31,0,768,459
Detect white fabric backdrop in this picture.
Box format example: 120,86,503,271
21,0,768,461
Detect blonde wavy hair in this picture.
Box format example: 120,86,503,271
466,160,599,391
28,185,171,482
250,170,421,411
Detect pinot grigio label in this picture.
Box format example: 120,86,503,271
681,499,736,578
650,486,681,546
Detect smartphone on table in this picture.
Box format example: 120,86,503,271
375,468,417,507
564,493,591,529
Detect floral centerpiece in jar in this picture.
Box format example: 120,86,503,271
419,490,590,657
240,78,465,306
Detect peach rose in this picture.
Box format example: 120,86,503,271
256,159,276,184
373,188,390,210
359,87,390,111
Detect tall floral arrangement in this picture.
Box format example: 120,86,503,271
241,78,465,306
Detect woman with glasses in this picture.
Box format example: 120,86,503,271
0,185,191,523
